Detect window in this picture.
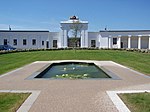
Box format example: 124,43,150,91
23,39,27,45
53,40,57,48
13,39,17,46
42,41,44,46
113,38,117,45
91,40,96,47
32,39,36,45
4,39,7,45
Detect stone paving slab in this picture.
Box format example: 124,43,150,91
107,90,150,112
0,60,150,112
0,90,40,112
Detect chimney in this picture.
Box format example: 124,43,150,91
105,25,107,31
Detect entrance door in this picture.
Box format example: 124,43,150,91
46,41,49,48
4,39,7,45
68,38,80,47
121,42,123,48
91,40,96,47
53,40,57,48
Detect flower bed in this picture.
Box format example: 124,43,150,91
53,74,90,79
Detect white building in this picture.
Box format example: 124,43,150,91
0,16,150,49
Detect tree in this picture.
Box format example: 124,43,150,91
70,20,83,48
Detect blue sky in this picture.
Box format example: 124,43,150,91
0,0,150,31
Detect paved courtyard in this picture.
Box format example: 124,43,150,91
0,60,150,112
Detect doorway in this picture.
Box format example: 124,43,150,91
4,39,7,45
46,41,49,48
68,38,80,47
91,40,96,47
121,42,123,48
53,40,57,48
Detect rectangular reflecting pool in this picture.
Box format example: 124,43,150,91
35,62,111,79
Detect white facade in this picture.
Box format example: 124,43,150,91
0,16,150,49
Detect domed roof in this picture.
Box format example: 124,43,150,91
70,15,79,20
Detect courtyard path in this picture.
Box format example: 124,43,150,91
0,61,149,112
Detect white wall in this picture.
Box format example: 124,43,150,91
99,35,109,48
100,31,150,49
0,30,150,49
88,32,99,47
0,31,49,49
49,32,60,48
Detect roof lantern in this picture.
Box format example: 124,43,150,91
70,15,79,20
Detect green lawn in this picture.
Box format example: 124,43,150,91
119,92,150,112
0,93,31,112
0,50,150,75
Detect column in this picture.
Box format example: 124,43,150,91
84,30,88,47
63,30,68,48
117,36,121,48
138,36,141,49
149,36,150,49
60,29,68,48
128,35,131,49
81,30,88,48
81,30,84,48
98,35,101,48
108,36,112,48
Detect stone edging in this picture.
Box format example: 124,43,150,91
0,90,41,112
111,61,150,78
106,90,150,112
0,63,35,78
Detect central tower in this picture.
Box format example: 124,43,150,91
60,16,88,48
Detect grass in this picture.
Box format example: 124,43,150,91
119,92,150,112
0,50,150,111
0,93,31,112
0,50,150,75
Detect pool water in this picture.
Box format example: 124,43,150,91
35,62,111,79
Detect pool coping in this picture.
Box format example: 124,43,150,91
1,60,149,79
106,90,150,112
0,90,41,112
25,61,121,80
